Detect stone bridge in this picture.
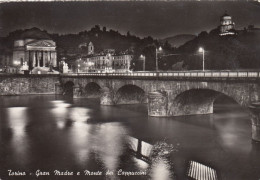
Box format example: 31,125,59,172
59,71,260,141
1,71,260,141
0,74,59,95
60,72,260,114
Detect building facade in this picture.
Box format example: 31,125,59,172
80,42,133,73
219,12,236,36
12,28,57,73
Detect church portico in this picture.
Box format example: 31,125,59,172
12,28,57,74
26,41,56,68
27,50,53,68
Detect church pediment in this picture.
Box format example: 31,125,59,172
26,40,55,48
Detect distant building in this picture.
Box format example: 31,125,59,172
112,54,133,72
12,28,57,73
79,42,133,73
247,25,260,32
88,42,94,55
219,12,236,36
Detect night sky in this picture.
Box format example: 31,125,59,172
0,1,260,39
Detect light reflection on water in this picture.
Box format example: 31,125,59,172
150,158,172,180
6,107,30,167
0,95,259,180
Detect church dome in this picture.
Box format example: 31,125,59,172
220,12,232,21
20,27,51,40
222,13,230,17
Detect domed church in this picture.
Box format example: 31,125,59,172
219,12,236,36
12,28,57,72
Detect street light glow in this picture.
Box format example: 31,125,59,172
198,47,205,71
156,46,162,71
14,61,20,65
140,54,146,71
199,47,204,53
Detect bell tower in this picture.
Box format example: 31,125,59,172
88,42,94,55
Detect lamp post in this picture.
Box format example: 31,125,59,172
140,54,146,71
78,64,80,73
198,47,205,71
156,46,162,71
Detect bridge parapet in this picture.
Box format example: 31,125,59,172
60,71,260,81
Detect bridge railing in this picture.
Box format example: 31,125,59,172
61,71,260,79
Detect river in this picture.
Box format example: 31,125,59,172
0,95,259,180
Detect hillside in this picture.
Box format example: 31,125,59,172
169,29,260,70
161,34,196,48
1,26,164,70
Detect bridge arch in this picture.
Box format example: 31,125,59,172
63,81,74,96
168,88,243,116
84,82,101,98
114,84,146,105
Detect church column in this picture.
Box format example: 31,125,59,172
37,51,40,67
49,51,52,66
50,51,55,67
35,51,38,67
32,51,36,67
28,51,30,66
25,51,29,64
28,51,31,69
52,51,57,67
42,51,45,67
41,51,44,67
44,51,47,67
46,51,48,66
46,51,49,66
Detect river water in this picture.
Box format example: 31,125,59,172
0,95,260,180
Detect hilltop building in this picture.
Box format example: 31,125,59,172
219,12,236,36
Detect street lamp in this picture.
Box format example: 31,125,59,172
198,47,205,71
140,54,146,71
156,46,162,71
78,64,80,73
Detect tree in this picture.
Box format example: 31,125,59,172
198,31,208,38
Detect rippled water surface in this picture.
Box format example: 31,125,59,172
0,95,260,180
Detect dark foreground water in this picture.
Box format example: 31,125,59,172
0,95,260,180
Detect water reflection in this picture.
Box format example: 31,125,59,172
127,136,175,180
150,157,173,180
68,121,91,166
50,101,127,170
51,100,71,129
214,106,251,153
93,123,127,171
6,107,30,166
69,107,91,122
0,95,259,180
